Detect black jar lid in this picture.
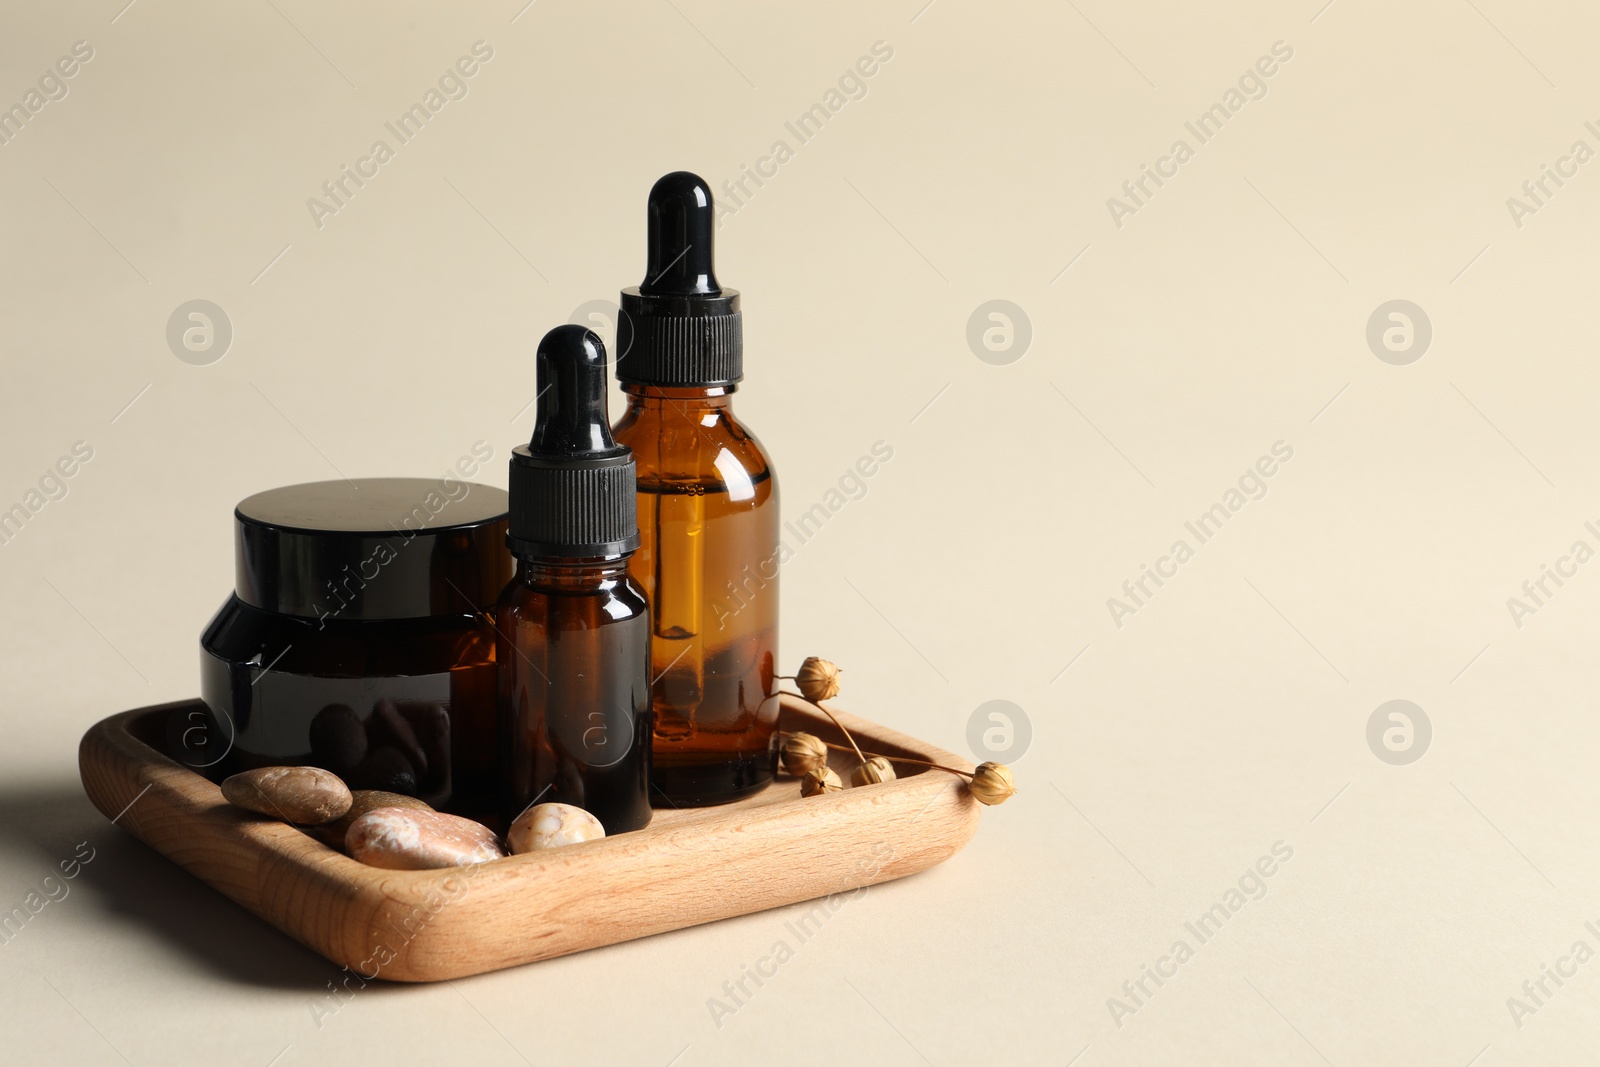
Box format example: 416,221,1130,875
234,478,513,622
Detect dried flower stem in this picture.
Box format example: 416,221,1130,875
813,738,975,779
779,688,867,762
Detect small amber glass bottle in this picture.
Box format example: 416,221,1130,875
496,325,653,835
614,172,780,806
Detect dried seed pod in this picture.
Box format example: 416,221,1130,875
850,756,896,786
800,766,844,797
794,657,842,703
780,731,830,776
969,762,1016,806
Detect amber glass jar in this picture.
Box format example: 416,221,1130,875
184,478,513,822
612,383,780,804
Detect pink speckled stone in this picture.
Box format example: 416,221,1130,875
345,807,504,870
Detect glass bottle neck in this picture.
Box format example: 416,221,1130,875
622,383,737,412
515,555,632,589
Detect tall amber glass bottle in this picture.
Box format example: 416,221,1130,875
496,325,653,834
613,172,780,805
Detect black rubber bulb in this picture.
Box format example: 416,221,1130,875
639,171,720,296
529,325,623,458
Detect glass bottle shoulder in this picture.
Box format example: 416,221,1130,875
495,566,649,622
614,402,776,498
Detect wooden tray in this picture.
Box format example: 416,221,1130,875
78,695,980,982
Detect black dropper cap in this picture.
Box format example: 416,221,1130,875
507,325,640,559
617,171,742,388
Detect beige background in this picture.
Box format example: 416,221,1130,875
3,0,1599,1063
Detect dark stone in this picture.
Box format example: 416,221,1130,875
348,745,418,796
308,703,367,776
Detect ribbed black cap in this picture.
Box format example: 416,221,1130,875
508,326,640,558
617,171,743,388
